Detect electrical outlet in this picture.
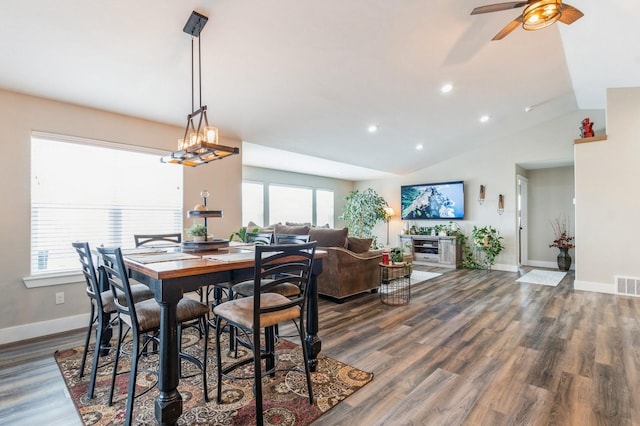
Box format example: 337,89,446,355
55,292,64,305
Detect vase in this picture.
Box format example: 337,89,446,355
557,247,571,271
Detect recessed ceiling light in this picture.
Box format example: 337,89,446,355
416,143,424,151
524,106,533,112
479,115,490,123
367,124,378,133
441,83,453,94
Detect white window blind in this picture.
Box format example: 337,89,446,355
268,184,312,225
316,189,335,227
241,182,264,226
31,134,183,274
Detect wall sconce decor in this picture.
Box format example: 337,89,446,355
161,11,239,167
479,185,486,204
497,194,504,215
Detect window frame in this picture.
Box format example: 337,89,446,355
24,131,183,287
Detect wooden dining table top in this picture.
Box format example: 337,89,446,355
123,246,327,280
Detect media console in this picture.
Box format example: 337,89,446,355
404,235,461,268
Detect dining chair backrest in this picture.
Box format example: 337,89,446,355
72,242,106,312
244,231,272,245
96,247,138,328
134,233,182,248
274,233,311,245
252,242,317,316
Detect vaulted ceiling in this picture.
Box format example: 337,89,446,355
1,1,638,179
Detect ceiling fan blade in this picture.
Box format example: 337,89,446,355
558,4,584,25
492,16,523,40
471,1,530,15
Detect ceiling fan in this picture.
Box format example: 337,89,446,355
471,0,584,41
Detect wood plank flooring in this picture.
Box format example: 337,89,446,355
2,267,639,425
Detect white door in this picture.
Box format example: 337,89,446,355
517,175,529,266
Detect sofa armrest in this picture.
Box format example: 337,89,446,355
316,246,383,300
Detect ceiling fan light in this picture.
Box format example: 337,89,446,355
522,0,562,31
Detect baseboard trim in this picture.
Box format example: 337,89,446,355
574,280,617,295
493,263,518,272
526,260,575,270
0,314,88,346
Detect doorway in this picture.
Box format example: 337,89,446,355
517,175,528,266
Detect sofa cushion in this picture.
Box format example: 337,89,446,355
309,227,348,248
248,221,278,233
347,237,373,253
274,223,310,235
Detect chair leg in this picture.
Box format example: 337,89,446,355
87,309,103,399
202,316,209,402
254,325,264,426
299,319,314,405
125,333,140,426
215,316,224,404
108,320,124,406
79,303,95,378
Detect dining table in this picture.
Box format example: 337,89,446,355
122,245,325,426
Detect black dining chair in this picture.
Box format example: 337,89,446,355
213,242,317,426
97,246,210,426
73,242,154,399
244,231,273,245
274,233,311,245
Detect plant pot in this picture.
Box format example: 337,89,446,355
557,247,571,271
193,236,206,242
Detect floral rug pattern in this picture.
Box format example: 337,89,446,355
55,331,372,425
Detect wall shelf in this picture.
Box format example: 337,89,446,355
574,135,608,144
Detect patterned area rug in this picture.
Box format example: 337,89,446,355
55,331,373,425
516,269,567,287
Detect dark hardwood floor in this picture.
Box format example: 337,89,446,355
2,266,639,425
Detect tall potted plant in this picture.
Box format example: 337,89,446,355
339,188,389,248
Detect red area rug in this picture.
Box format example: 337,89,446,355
55,332,372,425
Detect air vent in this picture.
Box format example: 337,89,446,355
616,276,640,297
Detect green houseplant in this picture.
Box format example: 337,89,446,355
187,223,208,241
339,188,389,248
470,225,504,270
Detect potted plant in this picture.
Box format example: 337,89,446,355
390,247,404,264
187,223,208,242
549,217,575,271
469,225,504,270
339,188,389,248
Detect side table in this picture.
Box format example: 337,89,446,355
379,262,412,305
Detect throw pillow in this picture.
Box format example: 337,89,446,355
274,223,310,235
347,237,373,253
309,227,348,248
248,221,278,233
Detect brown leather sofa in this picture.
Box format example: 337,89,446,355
306,226,384,301
242,223,384,301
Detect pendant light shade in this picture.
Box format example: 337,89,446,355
161,11,239,167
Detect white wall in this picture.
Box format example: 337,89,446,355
575,87,640,293
356,109,605,272
0,89,242,344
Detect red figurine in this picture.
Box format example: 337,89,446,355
580,118,594,138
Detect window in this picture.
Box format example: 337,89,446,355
31,134,183,274
241,182,264,226
268,184,312,225
316,189,335,227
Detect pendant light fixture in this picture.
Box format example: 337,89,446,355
161,11,239,167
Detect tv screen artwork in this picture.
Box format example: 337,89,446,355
401,181,464,220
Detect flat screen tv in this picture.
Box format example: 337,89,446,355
401,180,464,220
